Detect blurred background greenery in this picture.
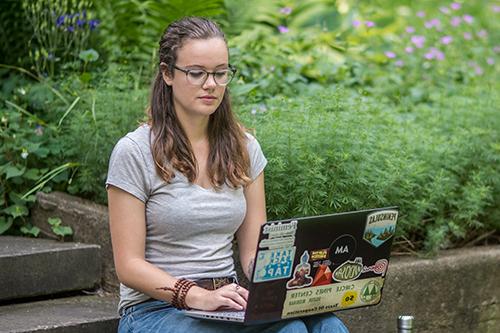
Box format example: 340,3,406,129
0,0,499,253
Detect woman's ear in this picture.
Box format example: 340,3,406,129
160,62,173,86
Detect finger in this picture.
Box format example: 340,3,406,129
216,287,247,309
235,286,249,300
225,290,247,309
220,297,245,311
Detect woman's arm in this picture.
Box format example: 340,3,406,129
108,185,248,310
236,172,267,280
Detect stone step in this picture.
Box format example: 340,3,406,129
0,236,101,302
0,294,119,333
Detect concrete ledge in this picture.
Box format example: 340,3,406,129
0,236,100,302
0,295,119,333
30,191,500,332
336,246,500,333
31,192,117,291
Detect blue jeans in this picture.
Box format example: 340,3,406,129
118,299,349,333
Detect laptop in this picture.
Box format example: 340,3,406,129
184,207,399,325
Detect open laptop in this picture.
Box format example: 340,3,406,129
185,207,399,325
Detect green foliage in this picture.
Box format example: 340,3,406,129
237,83,499,253
92,0,227,69
230,26,348,103
1,0,498,253
345,0,499,98
22,0,100,77
0,0,32,66
0,71,77,236
55,70,148,203
47,217,73,238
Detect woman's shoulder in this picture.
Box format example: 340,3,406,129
244,131,258,144
123,123,151,146
112,124,152,158
243,131,263,151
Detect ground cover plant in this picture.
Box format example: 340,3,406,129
1,0,499,253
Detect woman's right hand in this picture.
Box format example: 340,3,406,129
185,283,249,311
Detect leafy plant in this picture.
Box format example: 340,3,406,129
92,0,227,71
0,0,32,67
22,0,100,77
0,71,78,236
236,81,499,253
47,217,73,239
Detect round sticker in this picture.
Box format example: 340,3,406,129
341,290,358,307
360,280,381,303
329,234,357,264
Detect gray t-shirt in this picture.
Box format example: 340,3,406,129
106,124,267,312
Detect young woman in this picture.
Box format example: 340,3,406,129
107,16,349,333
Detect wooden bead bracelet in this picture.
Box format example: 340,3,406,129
156,278,196,310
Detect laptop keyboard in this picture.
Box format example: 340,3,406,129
184,309,245,322
212,310,245,319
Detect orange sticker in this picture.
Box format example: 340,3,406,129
311,249,328,261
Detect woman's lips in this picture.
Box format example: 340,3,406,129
199,96,217,104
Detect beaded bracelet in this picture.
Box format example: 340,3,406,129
156,278,196,310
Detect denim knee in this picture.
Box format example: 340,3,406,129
302,313,350,333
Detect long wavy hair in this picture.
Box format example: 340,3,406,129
148,17,251,189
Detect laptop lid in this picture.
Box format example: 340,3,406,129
243,207,399,324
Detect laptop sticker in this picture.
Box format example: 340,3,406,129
340,290,358,307
329,234,357,264
312,264,332,286
286,251,313,289
362,258,388,277
332,257,363,282
363,210,398,247
282,277,384,318
253,247,296,283
259,220,298,249
310,248,328,261
360,279,382,303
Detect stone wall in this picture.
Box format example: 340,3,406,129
31,191,500,332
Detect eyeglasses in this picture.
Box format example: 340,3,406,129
173,65,237,86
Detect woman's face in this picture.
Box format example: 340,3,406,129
163,37,229,121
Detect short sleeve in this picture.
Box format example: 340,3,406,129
246,133,268,181
106,137,150,202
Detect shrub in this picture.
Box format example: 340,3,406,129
0,72,76,236
238,83,500,253
22,0,100,77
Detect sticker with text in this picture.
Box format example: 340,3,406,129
363,210,398,247
329,234,357,264
253,247,296,283
281,277,385,318
362,258,388,277
341,290,358,307
333,257,363,282
259,220,298,249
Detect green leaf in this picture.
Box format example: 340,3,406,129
20,225,40,237
79,49,100,62
4,165,25,179
53,225,73,237
80,72,92,84
3,204,29,218
0,217,14,235
47,217,62,226
231,83,259,96
23,168,41,180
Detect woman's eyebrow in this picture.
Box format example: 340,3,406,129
184,63,229,69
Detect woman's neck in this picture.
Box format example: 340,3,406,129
176,112,210,145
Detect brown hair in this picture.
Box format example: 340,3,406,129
148,17,251,189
